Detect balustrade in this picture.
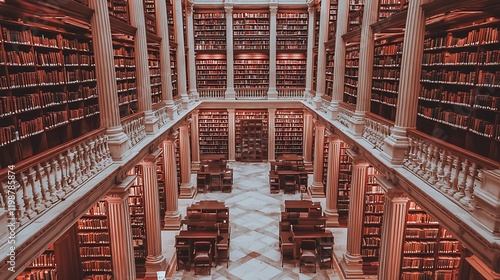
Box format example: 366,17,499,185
121,113,146,149
154,104,169,129
0,130,112,229
198,89,225,99
235,88,267,99
362,114,393,151
278,88,305,99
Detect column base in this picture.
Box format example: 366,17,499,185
189,89,199,102
309,182,325,198
267,88,278,99
340,253,365,279
225,88,236,100
327,101,340,120
348,111,365,137
313,96,323,110
144,110,159,135
145,254,167,277
303,160,313,173
473,170,500,234
324,209,340,227
164,101,176,120
382,126,410,165
164,211,182,230
106,126,130,161
181,94,189,109
179,183,196,199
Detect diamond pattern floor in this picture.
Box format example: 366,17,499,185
170,162,341,280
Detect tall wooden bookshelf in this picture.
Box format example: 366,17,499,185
325,45,335,98
233,11,270,90
198,109,228,158
361,166,383,275
170,47,178,98
107,0,130,23
370,35,404,121
194,11,227,91
417,18,500,161
401,201,463,280
17,245,58,280
378,0,409,21
275,109,303,156
174,130,181,191
113,38,137,117
322,134,329,191
348,0,364,32
329,1,339,40
344,42,360,106
77,200,113,279
0,16,100,169
157,149,166,221
127,166,147,277
148,45,161,105
235,110,268,162
337,142,352,223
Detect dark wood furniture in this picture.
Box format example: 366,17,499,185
175,230,218,271
193,241,212,275
198,160,233,192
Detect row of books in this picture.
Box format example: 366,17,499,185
79,246,111,257
403,241,436,253
424,26,499,49
78,232,110,244
422,51,479,66
420,70,476,85
374,42,403,56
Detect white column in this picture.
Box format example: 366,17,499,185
377,181,409,280
228,109,236,161
310,123,326,197
349,0,379,136
304,3,315,97
382,0,426,164
129,0,159,134
268,109,276,162
190,110,201,171
327,0,349,119
163,138,181,229
89,0,129,160
178,124,195,198
313,0,330,109
155,0,175,119
325,136,341,227
268,4,278,99
140,150,167,276
225,4,236,99
106,181,136,280
186,3,198,100
340,151,368,278
302,112,314,171
174,0,189,108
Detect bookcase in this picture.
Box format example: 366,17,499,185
170,47,178,98
77,200,113,279
144,0,155,16
107,0,130,23
370,35,404,121
348,0,364,32
276,11,308,52
276,53,307,91
127,166,147,276
361,166,383,275
174,129,182,191
0,18,100,169
113,38,137,117
337,141,352,223
16,245,58,280
235,110,268,162
322,134,329,191
157,149,166,222
198,110,229,157
344,42,361,106
329,1,339,40
275,109,303,156
401,201,463,280
378,0,409,21
417,19,500,161
325,45,335,98
233,11,270,90
148,45,161,105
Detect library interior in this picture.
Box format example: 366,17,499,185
0,0,499,279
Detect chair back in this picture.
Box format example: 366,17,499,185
300,239,316,251
194,241,212,253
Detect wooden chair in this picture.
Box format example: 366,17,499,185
299,240,317,273
284,174,297,194
193,241,212,275
197,174,208,193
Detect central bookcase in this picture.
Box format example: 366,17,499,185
275,109,304,156
235,110,268,162
198,109,229,158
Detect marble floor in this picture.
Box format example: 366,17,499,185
164,162,348,280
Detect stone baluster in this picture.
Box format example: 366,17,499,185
13,180,26,225
403,137,414,168
423,143,434,180
454,159,469,201
77,144,87,182
40,162,57,203
58,154,70,194
83,142,93,177
416,142,427,176
447,157,460,196
28,168,44,213
441,154,454,192
435,149,447,190
51,158,64,199
73,147,83,185
428,145,440,184
20,176,34,220
460,162,476,209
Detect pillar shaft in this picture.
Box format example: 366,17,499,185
313,0,330,109
325,137,342,227
302,112,314,170
228,109,236,161
225,5,236,99
378,185,409,280
268,5,278,98
190,110,200,171
163,138,181,229
179,124,195,198
140,150,167,275
89,0,129,160
106,187,136,280
304,4,315,96
174,0,189,106
310,123,326,197
268,109,276,161
186,4,198,98
328,0,349,117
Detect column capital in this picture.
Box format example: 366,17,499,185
346,148,368,166
106,176,136,201
268,108,276,114
141,148,162,165
269,5,278,14
224,4,233,14
227,108,235,114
